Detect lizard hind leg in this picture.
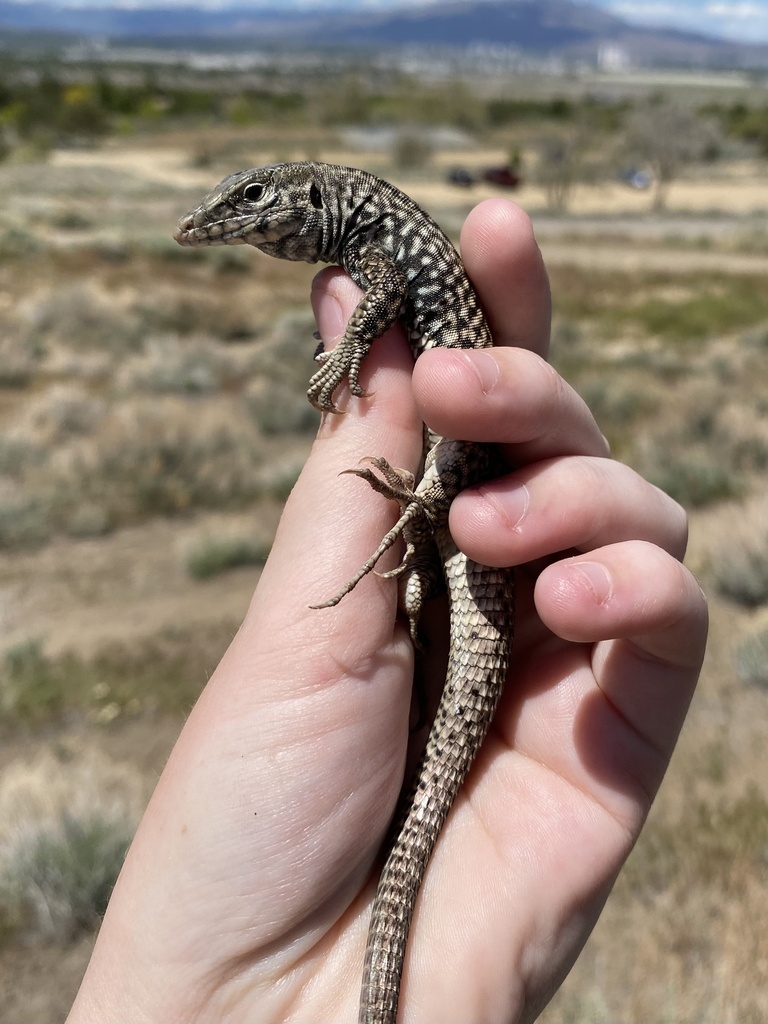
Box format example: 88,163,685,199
310,457,436,631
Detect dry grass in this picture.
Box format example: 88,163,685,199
0,747,147,945
1,132,768,1022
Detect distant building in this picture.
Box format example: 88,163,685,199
598,43,631,72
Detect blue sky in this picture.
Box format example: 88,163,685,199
23,0,768,44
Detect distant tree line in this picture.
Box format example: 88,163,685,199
1,61,767,168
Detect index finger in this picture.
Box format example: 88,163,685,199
460,199,551,356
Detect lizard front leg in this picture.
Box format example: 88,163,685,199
307,243,407,412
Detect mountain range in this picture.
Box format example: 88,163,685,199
1,0,767,68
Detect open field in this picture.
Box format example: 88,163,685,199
1,123,768,1022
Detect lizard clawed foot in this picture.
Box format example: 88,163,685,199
311,456,435,613
340,456,416,507
307,335,371,412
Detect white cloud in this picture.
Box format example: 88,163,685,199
607,0,768,39
611,1,681,17
706,2,768,17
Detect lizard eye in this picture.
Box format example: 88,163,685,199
242,182,265,203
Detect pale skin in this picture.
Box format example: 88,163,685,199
67,200,707,1024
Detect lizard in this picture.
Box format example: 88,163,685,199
174,161,515,1024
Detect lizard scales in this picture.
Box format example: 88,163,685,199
175,161,515,1024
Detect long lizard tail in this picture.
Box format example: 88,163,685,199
359,547,514,1024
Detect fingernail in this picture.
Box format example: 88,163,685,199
479,483,529,532
314,291,345,345
571,562,613,606
464,350,500,394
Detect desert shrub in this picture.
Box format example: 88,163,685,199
118,336,239,395
625,783,768,893
135,289,255,342
733,628,768,690
1,639,67,723
51,208,92,231
0,436,47,477
256,461,303,502
21,386,106,444
255,311,320,394
248,381,318,436
0,324,44,387
0,225,42,259
24,283,143,351
549,266,768,343
629,283,768,341
714,531,768,608
1,627,229,727
53,408,265,527
486,96,576,126
0,745,147,945
0,812,130,944
648,454,742,508
210,247,252,275
185,534,270,579
550,319,583,349
0,497,51,550
579,380,659,431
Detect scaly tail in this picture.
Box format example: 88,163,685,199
359,543,514,1024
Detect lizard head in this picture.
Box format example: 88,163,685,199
173,163,328,263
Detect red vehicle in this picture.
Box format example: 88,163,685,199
482,166,521,189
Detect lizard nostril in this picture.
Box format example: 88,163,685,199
173,216,195,244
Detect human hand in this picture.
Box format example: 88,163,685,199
67,200,707,1024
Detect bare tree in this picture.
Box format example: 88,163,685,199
534,113,610,212
392,129,433,171
626,101,719,210
536,133,583,211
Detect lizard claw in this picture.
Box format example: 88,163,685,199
307,334,370,411
313,454,438,619
343,457,417,504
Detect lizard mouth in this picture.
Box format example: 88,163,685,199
173,214,253,246
173,213,297,247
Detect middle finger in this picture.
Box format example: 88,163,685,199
449,455,689,568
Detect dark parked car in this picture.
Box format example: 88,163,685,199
482,166,521,189
447,167,475,188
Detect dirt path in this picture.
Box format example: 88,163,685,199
538,241,768,275
1,511,272,659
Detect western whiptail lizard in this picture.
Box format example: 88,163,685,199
175,161,515,1024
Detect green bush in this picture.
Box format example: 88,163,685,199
733,628,768,689
649,456,742,508
1,639,67,722
714,534,768,608
0,812,131,944
0,498,51,550
249,382,318,436
186,535,270,579
1,627,229,727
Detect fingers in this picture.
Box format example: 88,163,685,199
535,540,708,779
536,540,707,668
460,199,551,356
450,455,688,568
413,346,608,461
